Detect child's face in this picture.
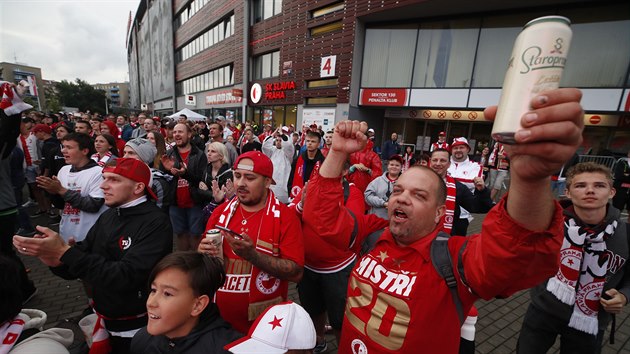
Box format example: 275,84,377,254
147,268,201,339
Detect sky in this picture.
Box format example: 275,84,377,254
1,0,139,84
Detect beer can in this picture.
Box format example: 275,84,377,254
205,228,223,261
491,15,572,144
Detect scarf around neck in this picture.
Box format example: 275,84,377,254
546,210,617,335
440,175,457,234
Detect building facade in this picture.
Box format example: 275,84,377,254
127,0,630,155
0,62,47,112
93,82,131,111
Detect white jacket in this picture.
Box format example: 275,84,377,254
448,157,482,192
262,136,295,204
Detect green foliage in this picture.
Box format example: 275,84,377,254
55,79,107,113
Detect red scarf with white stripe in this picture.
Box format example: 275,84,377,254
440,175,457,234
0,315,25,354
217,191,286,320
91,152,112,167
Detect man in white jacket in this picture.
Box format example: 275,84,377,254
262,128,295,204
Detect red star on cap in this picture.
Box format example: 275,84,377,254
269,315,283,330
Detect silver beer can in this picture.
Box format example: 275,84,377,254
205,228,223,261
491,15,572,144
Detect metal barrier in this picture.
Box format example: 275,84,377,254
577,155,617,170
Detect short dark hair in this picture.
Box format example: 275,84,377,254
149,251,226,299
62,132,94,153
566,162,613,189
75,120,92,131
306,130,321,142
180,114,187,119
209,122,224,132
430,148,451,159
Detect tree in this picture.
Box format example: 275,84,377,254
56,79,107,113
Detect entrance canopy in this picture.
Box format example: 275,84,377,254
167,108,207,121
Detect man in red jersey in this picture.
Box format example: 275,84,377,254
305,88,585,354
197,151,304,334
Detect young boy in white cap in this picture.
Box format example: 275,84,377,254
225,301,316,354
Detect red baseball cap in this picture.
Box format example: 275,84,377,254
233,151,275,184
102,158,157,199
32,124,52,135
438,131,446,136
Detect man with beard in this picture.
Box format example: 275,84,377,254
197,151,304,334
447,137,483,241
448,137,482,192
161,123,207,251
15,158,172,354
305,88,585,354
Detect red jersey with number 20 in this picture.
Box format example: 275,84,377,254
339,197,564,354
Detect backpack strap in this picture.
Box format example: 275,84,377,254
431,232,465,325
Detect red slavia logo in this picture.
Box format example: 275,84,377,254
119,236,132,250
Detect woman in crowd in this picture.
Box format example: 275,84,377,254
147,131,166,168
198,142,234,222
362,154,403,253
474,146,491,180
92,134,118,167
100,120,126,156
401,145,415,172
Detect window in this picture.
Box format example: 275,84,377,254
312,1,344,18
307,78,338,88
413,19,480,88
559,4,630,87
180,65,233,94
175,14,235,63
253,51,280,79
473,13,546,87
361,26,417,88
253,0,282,23
310,21,343,37
306,97,337,105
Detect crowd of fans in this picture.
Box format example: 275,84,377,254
1,80,629,354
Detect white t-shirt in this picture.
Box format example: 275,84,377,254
57,164,107,242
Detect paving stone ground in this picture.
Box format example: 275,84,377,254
19,210,630,353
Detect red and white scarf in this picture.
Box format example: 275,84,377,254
290,155,320,200
403,154,413,172
88,314,111,354
440,175,457,234
0,315,25,354
91,152,112,167
217,190,286,320
546,216,617,335
1,82,32,116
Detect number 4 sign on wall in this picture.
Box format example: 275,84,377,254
320,55,337,78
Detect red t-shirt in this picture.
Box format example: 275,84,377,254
205,201,304,333
176,150,194,208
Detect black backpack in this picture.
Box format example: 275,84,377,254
431,232,469,326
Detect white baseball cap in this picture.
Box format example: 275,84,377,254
225,302,316,353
